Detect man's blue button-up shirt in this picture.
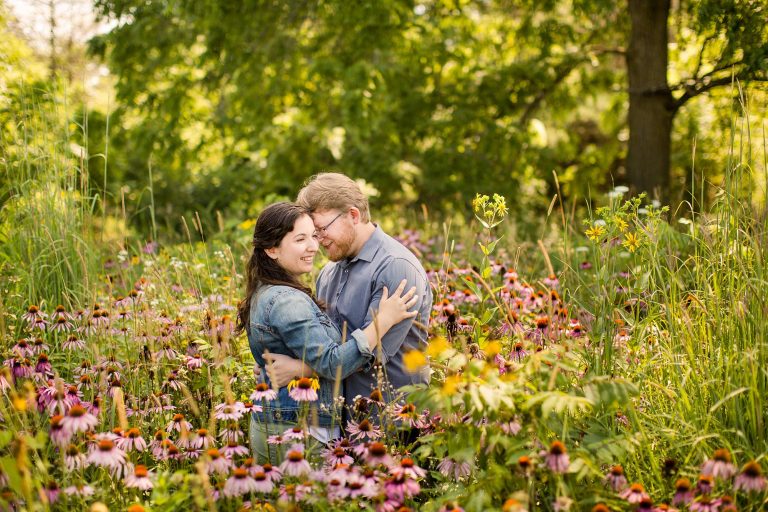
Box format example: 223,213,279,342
316,226,432,406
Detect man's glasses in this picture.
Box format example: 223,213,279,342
315,212,344,238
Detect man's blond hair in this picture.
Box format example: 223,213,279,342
296,172,371,223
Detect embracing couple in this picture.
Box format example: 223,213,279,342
235,172,432,460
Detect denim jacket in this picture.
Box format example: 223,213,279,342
247,284,374,427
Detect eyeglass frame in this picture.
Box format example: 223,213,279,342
314,211,345,238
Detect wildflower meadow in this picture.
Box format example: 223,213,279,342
3,2,768,511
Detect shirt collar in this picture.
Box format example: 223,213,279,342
347,225,383,264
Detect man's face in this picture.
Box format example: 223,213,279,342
312,209,356,262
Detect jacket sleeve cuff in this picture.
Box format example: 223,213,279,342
350,328,375,358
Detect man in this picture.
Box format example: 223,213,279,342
295,172,432,408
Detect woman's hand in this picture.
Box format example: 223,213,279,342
376,279,419,332
263,352,312,388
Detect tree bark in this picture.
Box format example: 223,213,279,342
627,0,674,201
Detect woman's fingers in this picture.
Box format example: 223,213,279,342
393,279,408,296
400,286,417,302
381,286,389,302
405,295,419,309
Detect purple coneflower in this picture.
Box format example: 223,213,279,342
63,484,94,497
734,460,766,493
43,480,60,504
390,457,427,480
545,441,570,474
287,377,319,402
64,444,86,470
392,403,427,429
672,478,694,505
279,444,312,477
702,449,737,480
221,440,249,458
191,428,215,450
325,446,354,467
260,462,282,483
205,448,233,475
116,427,147,452
87,438,127,469
124,464,154,491
50,316,74,332
251,470,275,493
218,423,244,444
213,401,245,421
11,339,32,357
510,342,528,362
49,415,72,447
364,441,393,467
283,426,305,441
689,497,719,512
186,354,205,370
61,404,98,435
223,467,260,497
166,413,193,433
620,483,650,504
604,464,628,491
697,474,714,495
347,418,383,441
384,474,421,502
652,504,679,512
62,334,86,351
250,382,277,402
22,305,46,324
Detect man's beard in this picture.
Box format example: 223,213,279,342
326,229,356,262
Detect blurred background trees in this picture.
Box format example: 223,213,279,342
3,0,767,236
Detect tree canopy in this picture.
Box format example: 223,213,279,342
86,0,768,231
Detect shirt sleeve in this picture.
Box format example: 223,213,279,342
363,258,430,365
268,290,373,380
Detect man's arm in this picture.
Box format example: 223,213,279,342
363,258,430,364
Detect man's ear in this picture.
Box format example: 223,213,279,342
348,207,361,224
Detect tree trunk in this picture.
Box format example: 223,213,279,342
627,0,674,202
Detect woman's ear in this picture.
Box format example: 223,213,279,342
265,248,279,260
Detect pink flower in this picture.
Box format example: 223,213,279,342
701,449,736,480
87,439,127,469
384,474,420,502
63,484,94,497
287,377,319,402
545,441,570,474
124,465,154,491
279,444,312,477
251,470,275,493
346,418,383,441
436,458,471,480
205,448,232,475
116,428,147,452
60,404,98,435
620,483,650,504
223,468,260,497
213,401,245,421
672,478,693,506
734,461,766,493
390,457,426,480
250,382,277,401
604,465,628,491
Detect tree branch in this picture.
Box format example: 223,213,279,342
673,73,768,111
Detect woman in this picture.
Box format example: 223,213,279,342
236,202,417,461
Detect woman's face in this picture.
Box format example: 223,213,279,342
267,214,319,277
